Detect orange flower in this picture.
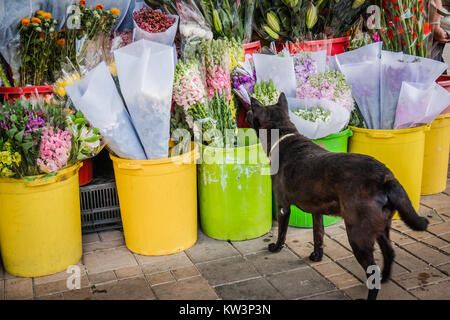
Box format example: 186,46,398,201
79,0,86,6
42,12,52,20
89,6,93,9
53,32,58,39
111,8,120,16
31,17,42,24
57,38,66,46
21,18,31,26
95,4,104,10
39,33,46,40
424,22,431,35
36,10,45,16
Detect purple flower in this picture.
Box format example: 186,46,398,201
24,114,45,136
294,54,317,85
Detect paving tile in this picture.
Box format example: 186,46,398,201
403,230,434,241
114,266,142,279
285,229,313,245
82,239,125,253
313,262,348,278
337,256,408,282
324,225,348,238
266,267,336,299
185,230,240,263
231,230,277,255
403,242,450,267
410,280,450,300
5,278,33,300
302,290,349,300
439,232,450,242
442,246,450,254
152,276,219,300
93,277,155,300
394,246,434,271
245,249,306,276
172,266,200,280
344,282,416,300
98,230,124,241
83,247,137,274
389,231,416,246
436,263,450,276
420,194,450,211
82,233,100,244
0,280,4,300
215,277,284,300
327,272,361,290
419,208,444,225
421,237,450,249
146,272,175,286
34,275,89,297
0,261,4,280
34,263,86,285
391,220,411,233
63,287,93,300
323,236,354,261
393,268,447,290
286,241,315,260
331,234,352,251
87,271,117,285
34,293,64,300
136,252,192,274
196,256,259,286
427,221,450,236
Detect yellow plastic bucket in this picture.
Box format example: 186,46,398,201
0,163,83,277
349,125,429,219
110,142,199,256
421,113,450,195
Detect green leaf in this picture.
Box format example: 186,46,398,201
84,135,101,143
21,141,34,151
15,129,25,143
7,127,18,139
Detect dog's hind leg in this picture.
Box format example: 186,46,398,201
348,229,379,300
310,214,324,262
269,205,291,253
377,228,395,283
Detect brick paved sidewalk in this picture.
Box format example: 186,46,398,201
1,168,449,300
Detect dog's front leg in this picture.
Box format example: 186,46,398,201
310,214,324,262
269,205,291,253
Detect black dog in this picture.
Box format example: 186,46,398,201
247,93,429,300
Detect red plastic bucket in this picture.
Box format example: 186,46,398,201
0,85,54,102
243,41,261,56
275,36,349,56
79,159,93,186
437,75,450,114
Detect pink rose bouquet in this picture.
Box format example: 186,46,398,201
37,126,72,173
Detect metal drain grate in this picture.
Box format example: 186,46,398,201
80,181,123,234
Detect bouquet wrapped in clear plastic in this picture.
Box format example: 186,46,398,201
253,53,297,98
394,82,450,129
114,39,175,160
66,61,146,160
287,97,350,140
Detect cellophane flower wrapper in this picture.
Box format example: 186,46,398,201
253,53,297,98
287,97,350,140
175,0,213,60
66,61,147,160
380,50,448,129
114,39,175,160
132,2,179,46
394,82,450,129
329,42,382,129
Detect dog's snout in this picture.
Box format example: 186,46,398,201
246,110,253,127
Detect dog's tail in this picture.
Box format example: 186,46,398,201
385,179,429,231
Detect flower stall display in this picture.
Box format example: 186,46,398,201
251,80,280,106
133,3,179,45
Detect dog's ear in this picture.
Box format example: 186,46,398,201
251,97,264,111
277,92,288,111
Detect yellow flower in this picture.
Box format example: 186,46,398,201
0,166,14,177
36,10,45,16
55,86,66,97
21,18,31,26
230,96,237,119
42,12,52,20
13,152,21,165
0,151,12,166
109,62,117,76
111,8,120,16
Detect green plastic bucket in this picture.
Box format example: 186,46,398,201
198,129,272,240
272,128,353,228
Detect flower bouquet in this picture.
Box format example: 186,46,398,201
0,97,101,178
133,2,179,45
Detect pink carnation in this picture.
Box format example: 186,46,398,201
37,126,72,173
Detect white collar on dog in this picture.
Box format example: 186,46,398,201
268,133,295,160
